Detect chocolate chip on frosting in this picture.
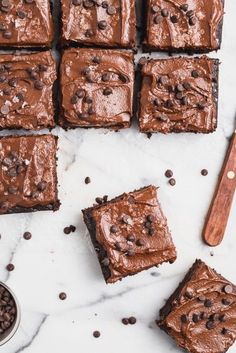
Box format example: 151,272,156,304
204,299,213,308
223,285,233,294
98,20,107,30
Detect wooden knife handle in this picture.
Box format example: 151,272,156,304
203,132,236,247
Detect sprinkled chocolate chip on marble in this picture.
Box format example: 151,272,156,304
23,231,32,240
165,169,173,178
127,235,135,242
59,292,67,300
6,263,14,272
223,285,233,294
128,316,137,325
98,20,107,30
169,178,176,186
204,299,213,308
63,226,71,235
93,330,101,338
95,197,103,204
122,318,129,325
201,169,208,176
85,176,91,184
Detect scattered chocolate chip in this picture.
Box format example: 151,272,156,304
107,5,116,15
201,169,208,176
76,89,85,98
92,56,101,64
170,15,178,23
192,314,199,323
169,178,176,186
191,70,199,78
0,104,9,115
204,299,213,308
102,257,110,266
136,239,145,247
154,15,162,24
17,10,27,19
189,16,197,26
222,328,228,335
85,176,91,184
98,20,107,30
127,235,135,242
158,75,168,85
148,228,155,236
71,95,78,104
103,87,112,96
146,214,154,222
165,169,173,178
23,231,32,240
95,197,103,204
72,0,82,5
219,314,226,322
126,249,135,257
34,80,44,90
110,225,118,233
161,8,169,17
223,285,233,294
185,290,193,299
222,298,230,306
206,320,214,330
151,5,159,13
37,181,47,192
180,4,188,11
186,10,194,17
115,242,122,251
153,98,162,106
6,264,14,272
181,314,188,323
63,227,71,235
59,292,67,300
122,318,129,325
128,316,136,325
93,330,100,338
200,312,208,320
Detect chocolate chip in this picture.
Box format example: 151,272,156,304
95,197,103,204
219,314,226,322
169,178,176,186
204,299,212,308
103,87,112,96
151,5,159,13
222,328,228,335
189,17,197,26
102,73,111,82
158,75,168,85
148,228,155,236
128,317,136,325
6,264,14,272
165,169,173,178
154,15,162,24
200,312,208,320
170,15,178,23
185,290,193,299
223,285,233,294
126,249,135,257
115,242,122,251
122,318,129,325
153,98,162,106
186,10,194,17
76,89,85,98
85,176,91,184
92,56,101,64
110,225,118,233
127,235,135,242
83,0,94,8
8,167,17,177
161,8,169,17
72,0,82,5
136,239,145,247
201,169,208,176
93,330,100,338
206,320,214,330
176,84,184,92
181,314,188,323
38,64,48,72
192,314,199,323
34,80,44,90
183,82,191,90
84,96,93,104
8,78,17,87
71,95,78,104
165,99,174,108
222,298,230,306
37,181,47,192
0,104,9,115
85,29,94,37
198,295,206,302
98,20,107,30
107,5,116,15
191,70,199,78
17,10,27,19
146,214,154,222
59,292,67,300
181,96,188,105
88,106,95,115
180,4,188,11
23,232,32,240
197,103,206,110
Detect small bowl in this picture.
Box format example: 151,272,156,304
0,282,21,346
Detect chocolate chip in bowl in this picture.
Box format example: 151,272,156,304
0,282,20,346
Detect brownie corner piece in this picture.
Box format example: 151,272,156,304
0,134,59,215
60,0,136,48
0,51,56,130
139,56,219,134
82,185,177,284
60,48,134,130
158,259,236,353
144,0,225,52
0,0,53,48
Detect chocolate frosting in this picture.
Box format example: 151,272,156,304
159,260,236,353
145,0,224,51
0,0,53,47
61,0,136,48
0,134,58,214
0,51,56,130
86,186,177,283
60,48,134,129
139,56,218,133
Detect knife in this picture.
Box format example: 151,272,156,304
202,123,236,247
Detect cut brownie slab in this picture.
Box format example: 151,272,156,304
82,186,177,284
158,260,236,353
143,0,225,52
60,48,134,130
139,56,219,134
60,0,136,48
0,0,53,48
0,134,59,215
0,51,56,130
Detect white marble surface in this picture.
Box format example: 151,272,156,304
1,1,236,352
